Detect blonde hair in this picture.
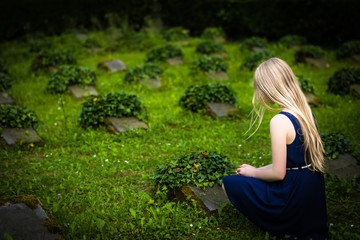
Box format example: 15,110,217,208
249,57,325,172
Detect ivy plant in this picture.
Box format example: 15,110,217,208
195,40,224,55
163,27,189,41
47,65,97,94
241,50,274,70
124,63,162,83
79,92,146,128
335,40,360,60
152,151,235,189
297,75,314,94
146,44,183,62
278,35,307,47
294,45,325,63
327,67,360,95
179,82,237,112
321,132,353,160
0,104,39,129
241,37,268,49
191,55,228,73
0,73,11,91
31,49,76,70
201,27,225,40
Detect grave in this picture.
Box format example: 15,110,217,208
68,85,98,99
0,92,15,105
98,60,127,73
0,195,62,240
139,78,161,89
304,92,322,106
205,102,237,119
326,153,360,181
1,128,42,148
105,117,149,134
351,84,360,98
304,57,328,68
174,184,228,215
206,71,229,81
167,58,184,66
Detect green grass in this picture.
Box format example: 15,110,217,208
1,30,360,239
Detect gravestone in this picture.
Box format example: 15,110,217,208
68,85,98,99
167,58,184,66
206,71,229,81
326,153,360,181
0,92,15,105
304,92,322,106
351,84,360,98
304,57,328,68
1,128,42,148
98,60,127,73
76,33,87,40
139,78,161,89
205,102,237,119
105,117,149,134
174,184,228,215
0,196,62,240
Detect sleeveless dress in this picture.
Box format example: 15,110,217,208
223,111,328,239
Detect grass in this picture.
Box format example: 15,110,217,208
1,30,360,239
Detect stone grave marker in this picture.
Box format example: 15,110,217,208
167,58,184,66
205,102,237,119
1,128,42,148
139,78,161,89
304,57,328,68
98,60,127,73
351,84,360,98
304,92,322,106
0,195,62,240
68,85,98,99
0,92,15,105
206,71,229,81
105,117,149,134
326,153,360,181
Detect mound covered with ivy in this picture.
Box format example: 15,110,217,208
0,73,11,91
327,67,360,95
47,65,97,93
163,27,189,41
31,49,76,70
241,37,268,50
191,55,228,73
195,40,224,55
297,75,314,93
79,92,146,128
321,132,353,160
201,27,225,40
0,104,38,128
336,40,360,60
278,35,306,47
179,83,237,112
241,50,274,70
152,151,235,189
294,45,325,63
124,63,162,83
146,44,183,62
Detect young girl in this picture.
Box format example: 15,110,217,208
222,58,328,239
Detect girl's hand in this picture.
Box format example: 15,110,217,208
236,164,257,177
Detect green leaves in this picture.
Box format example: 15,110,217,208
195,40,224,55
0,72,11,91
191,55,228,73
327,67,360,96
294,45,325,63
31,49,76,70
201,27,225,40
0,104,39,128
297,75,314,94
336,40,360,60
241,37,268,49
124,63,163,83
278,35,307,48
146,44,183,62
321,132,353,160
163,27,189,41
241,50,274,70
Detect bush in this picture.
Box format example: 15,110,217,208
241,50,274,71
83,38,101,49
241,37,268,49
195,40,224,55
29,41,53,53
179,82,237,112
0,61,8,74
31,49,76,70
146,44,183,62
327,67,360,95
191,55,228,73
152,151,235,189
47,65,97,94
0,73,11,91
79,92,146,128
321,132,353,160
335,40,360,60
163,27,189,41
278,35,307,47
297,75,314,94
0,104,38,128
294,45,325,63
201,27,225,40
124,63,162,83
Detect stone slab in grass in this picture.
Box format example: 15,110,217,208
351,84,360,98
167,58,184,66
139,78,161,89
76,33,87,40
0,91,15,105
205,102,237,119
304,92,322,106
68,85,98,99
0,196,62,240
98,60,127,73
1,128,42,147
105,117,149,134
206,71,229,81
326,153,360,181
304,57,328,68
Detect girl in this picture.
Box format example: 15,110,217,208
222,58,328,239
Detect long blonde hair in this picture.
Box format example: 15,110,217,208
249,57,325,172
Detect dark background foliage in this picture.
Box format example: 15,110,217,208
1,0,359,45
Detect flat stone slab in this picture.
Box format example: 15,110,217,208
206,71,229,81
98,60,127,73
68,85,98,99
304,92,322,106
139,78,161,88
1,128,42,146
351,84,360,98
0,197,62,240
205,102,237,119
76,33,87,40
326,153,360,181
167,58,184,66
304,57,328,68
105,117,149,133
0,91,15,105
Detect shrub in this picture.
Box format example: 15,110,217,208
0,104,38,128
124,63,162,83
241,50,274,70
279,35,307,47
335,40,360,60
31,49,76,70
146,44,183,62
0,61,8,74
29,41,53,53
163,27,189,41
241,37,268,49
191,55,228,73
0,73,11,91
79,92,146,128
297,75,314,93
195,40,224,55
179,82,237,112
201,27,225,40
327,67,360,95
152,151,235,189
321,132,353,160
47,65,97,93
294,45,325,63
83,38,101,49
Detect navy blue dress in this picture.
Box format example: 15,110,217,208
223,111,328,239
